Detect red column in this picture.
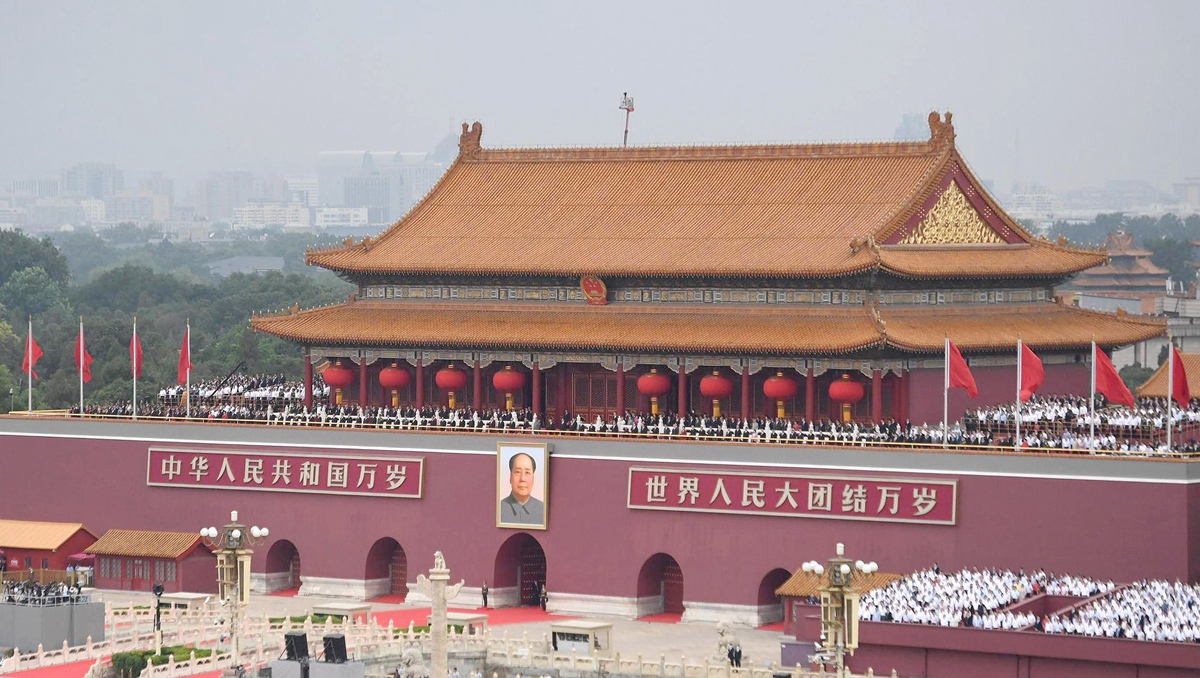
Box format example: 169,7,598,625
557,365,569,421
532,363,542,417
677,369,687,418
616,363,626,417
741,369,750,420
473,360,482,412
303,351,313,409
415,362,426,409
805,368,816,422
898,370,909,422
871,369,882,422
358,358,368,407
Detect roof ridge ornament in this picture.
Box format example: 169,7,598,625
459,121,483,159
928,111,955,147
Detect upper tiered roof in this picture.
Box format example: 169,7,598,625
305,112,1105,281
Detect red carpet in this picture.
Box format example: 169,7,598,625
371,605,572,628
268,587,300,597
369,593,409,604
5,659,100,678
757,621,785,631
638,611,684,623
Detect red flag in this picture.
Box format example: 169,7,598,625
948,340,978,398
1020,343,1045,397
22,329,43,379
1094,346,1134,407
75,324,94,384
177,324,192,385
130,325,143,379
1171,346,1190,408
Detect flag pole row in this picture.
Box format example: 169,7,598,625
21,318,191,418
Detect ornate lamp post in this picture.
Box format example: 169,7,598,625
800,543,878,678
200,511,270,676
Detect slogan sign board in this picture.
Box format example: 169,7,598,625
147,447,424,499
627,467,956,525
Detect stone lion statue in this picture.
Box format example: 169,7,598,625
397,648,427,678
714,620,739,661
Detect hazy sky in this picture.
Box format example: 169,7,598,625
1,0,1197,191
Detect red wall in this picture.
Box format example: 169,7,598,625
0,426,1196,608
907,362,1091,426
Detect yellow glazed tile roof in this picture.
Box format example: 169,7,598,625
0,520,92,550
85,530,206,559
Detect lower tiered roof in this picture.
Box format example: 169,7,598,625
251,300,1164,355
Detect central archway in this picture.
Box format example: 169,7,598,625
365,537,408,599
264,540,300,593
637,553,684,617
494,533,546,607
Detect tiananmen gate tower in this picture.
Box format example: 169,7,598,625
251,112,1164,423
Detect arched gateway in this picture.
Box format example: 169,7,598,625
365,537,408,599
494,533,546,607
758,567,792,624
637,553,684,617
264,540,300,593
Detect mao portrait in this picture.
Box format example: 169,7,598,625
497,442,548,529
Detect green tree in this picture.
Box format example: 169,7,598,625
0,267,71,320
1145,237,1195,284
1119,362,1156,394
0,229,71,285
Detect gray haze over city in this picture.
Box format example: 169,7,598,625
1,0,1198,229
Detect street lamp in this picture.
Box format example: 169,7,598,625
200,511,270,677
800,543,878,678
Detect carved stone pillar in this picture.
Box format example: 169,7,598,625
414,553,464,678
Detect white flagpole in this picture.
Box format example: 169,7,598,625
78,317,84,416
943,336,950,449
26,317,33,412
185,322,191,418
1089,341,1097,447
1015,339,1023,452
1167,342,1174,453
132,317,138,420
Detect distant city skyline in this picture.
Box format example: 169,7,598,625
1,1,1197,193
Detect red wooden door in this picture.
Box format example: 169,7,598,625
390,548,407,596
663,560,684,613
519,542,546,605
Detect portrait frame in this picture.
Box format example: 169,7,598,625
496,441,549,530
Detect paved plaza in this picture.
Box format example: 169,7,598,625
101,590,794,670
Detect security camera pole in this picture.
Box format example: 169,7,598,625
201,511,270,677
800,544,878,678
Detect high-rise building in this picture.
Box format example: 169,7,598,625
80,199,106,223
316,140,453,222
62,163,124,198
285,175,318,207
106,189,170,222
10,178,60,199
232,203,311,229
198,171,256,220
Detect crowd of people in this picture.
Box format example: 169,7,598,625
858,566,1115,629
1042,580,1200,643
973,395,1200,453
58,370,1200,456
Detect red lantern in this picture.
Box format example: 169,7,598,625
637,368,672,415
378,361,411,408
763,371,798,419
322,359,355,405
435,365,469,409
828,373,865,423
699,371,733,418
828,374,865,403
492,365,528,411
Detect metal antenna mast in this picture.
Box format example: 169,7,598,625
619,92,635,147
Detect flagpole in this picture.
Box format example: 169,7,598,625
78,316,84,416
1089,340,1097,448
1015,339,1022,452
132,317,138,420
185,321,191,418
26,316,32,412
943,336,950,449
1167,341,1174,453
